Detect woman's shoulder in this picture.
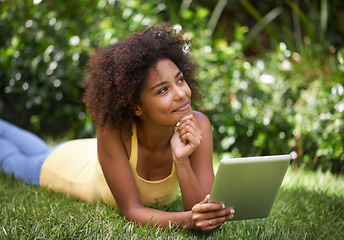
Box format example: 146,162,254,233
97,124,133,141
97,126,131,159
192,110,211,127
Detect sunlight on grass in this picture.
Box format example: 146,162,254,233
1,165,343,239
283,167,344,197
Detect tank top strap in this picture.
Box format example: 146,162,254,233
129,123,178,169
129,123,138,167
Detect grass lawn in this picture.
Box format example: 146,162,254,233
1,166,343,239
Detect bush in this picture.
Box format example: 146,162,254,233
1,0,343,173
192,26,344,173
181,2,344,174
0,0,163,138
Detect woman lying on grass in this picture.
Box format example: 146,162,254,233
0,25,234,232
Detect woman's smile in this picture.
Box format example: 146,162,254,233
135,58,192,126
173,102,191,113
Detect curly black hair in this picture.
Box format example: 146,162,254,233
83,25,199,135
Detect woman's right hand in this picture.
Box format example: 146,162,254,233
190,194,235,232
171,113,202,164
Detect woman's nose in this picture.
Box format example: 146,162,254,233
173,86,186,101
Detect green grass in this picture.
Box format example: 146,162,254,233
1,167,343,239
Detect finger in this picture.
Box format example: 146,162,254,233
192,201,225,214
202,216,230,228
193,218,225,232
178,116,200,131
179,132,201,147
178,113,195,124
176,114,193,127
193,211,235,232
192,207,230,222
196,222,223,232
200,194,210,204
178,116,200,132
178,120,202,142
178,121,202,139
191,195,210,219
179,131,201,146
178,116,196,127
178,120,202,141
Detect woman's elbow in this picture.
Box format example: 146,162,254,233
118,205,144,223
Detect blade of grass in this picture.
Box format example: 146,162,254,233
320,0,328,43
279,0,296,51
1,167,344,239
179,0,193,16
240,0,281,45
207,0,228,36
166,0,179,24
288,0,303,53
286,0,323,51
281,24,294,51
242,6,283,51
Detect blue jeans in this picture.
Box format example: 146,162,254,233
0,119,55,185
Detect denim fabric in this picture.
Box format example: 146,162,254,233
0,119,54,185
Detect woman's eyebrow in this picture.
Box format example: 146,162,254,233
150,71,183,91
175,70,182,78
150,81,167,91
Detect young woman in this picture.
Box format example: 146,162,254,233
0,25,234,232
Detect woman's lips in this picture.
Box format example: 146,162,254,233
173,102,191,112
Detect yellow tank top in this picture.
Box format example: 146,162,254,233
39,124,179,207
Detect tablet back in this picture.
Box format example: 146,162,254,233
209,154,291,221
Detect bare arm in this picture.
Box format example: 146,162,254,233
171,111,235,230
97,128,194,230
171,111,214,210
97,119,233,232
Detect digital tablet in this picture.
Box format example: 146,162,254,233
209,154,292,221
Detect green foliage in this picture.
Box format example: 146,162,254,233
1,168,344,239
1,0,343,173
1,0,93,137
0,0,163,138
239,0,344,58
193,27,344,173
263,44,344,173
179,1,344,174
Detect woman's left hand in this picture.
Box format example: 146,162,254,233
191,194,234,232
171,113,202,164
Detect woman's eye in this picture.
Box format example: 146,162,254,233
178,76,185,83
157,87,168,95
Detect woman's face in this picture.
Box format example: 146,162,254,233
136,58,192,126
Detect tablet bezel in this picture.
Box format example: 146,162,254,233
209,154,291,221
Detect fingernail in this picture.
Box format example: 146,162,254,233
230,209,235,214
222,203,225,209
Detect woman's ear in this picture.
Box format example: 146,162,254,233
134,106,142,116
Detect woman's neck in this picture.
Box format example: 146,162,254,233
136,121,174,152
